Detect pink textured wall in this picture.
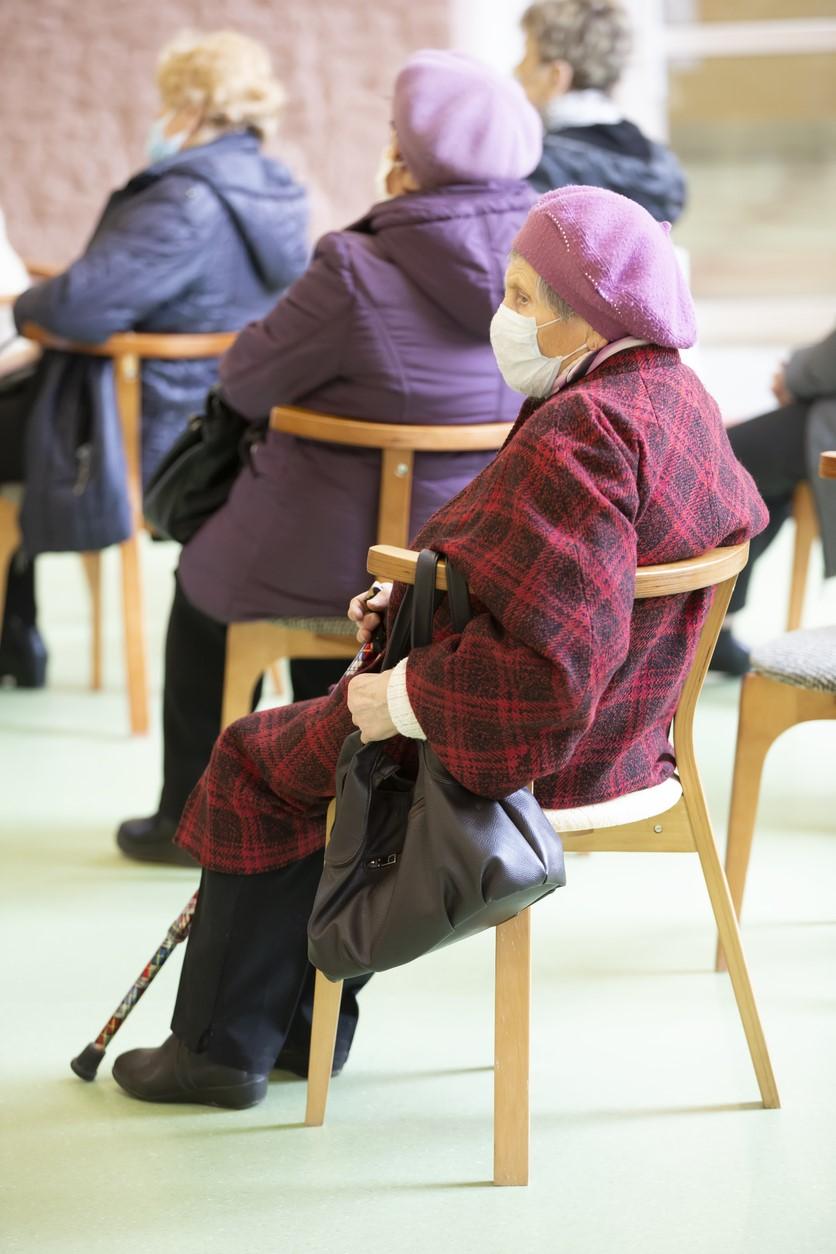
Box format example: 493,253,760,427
0,0,450,266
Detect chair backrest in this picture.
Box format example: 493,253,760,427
22,321,237,524
271,405,511,548
365,541,749,791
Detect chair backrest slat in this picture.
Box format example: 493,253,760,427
271,405,511,452
22,322,237,360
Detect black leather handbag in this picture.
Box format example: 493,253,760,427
307,549,566,981
143,386,265,544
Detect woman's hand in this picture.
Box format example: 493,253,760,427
771,365,795,408
346,672,396,743
347,582,392,644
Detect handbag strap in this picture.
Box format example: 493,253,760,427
381,548,474,668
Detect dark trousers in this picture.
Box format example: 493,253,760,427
727,402,810,613
159,578,350,823
0,372,35,635
171,852,370,1074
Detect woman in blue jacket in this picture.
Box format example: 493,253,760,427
0,30,308,686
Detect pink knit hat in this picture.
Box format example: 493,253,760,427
512,186,697,348
393,50,542,189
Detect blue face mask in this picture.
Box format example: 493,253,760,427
146,115,188,165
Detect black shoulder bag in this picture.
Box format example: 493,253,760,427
143,386,265,544
307,549,566,981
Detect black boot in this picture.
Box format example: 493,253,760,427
112,1034,268,1108
115,813,198,867
0,616,47,688
708,627,751,678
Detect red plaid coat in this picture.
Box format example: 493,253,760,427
177,346,767,873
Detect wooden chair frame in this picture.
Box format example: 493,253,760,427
787,481,818,632
221,407,512,728
19,322,236,732
717,449,836,970
303,540,779,1186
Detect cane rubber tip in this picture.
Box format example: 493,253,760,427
71,1043,105,1081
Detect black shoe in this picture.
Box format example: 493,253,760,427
112,1034,268,1109
0,617,47,688
708,628,751,677
115,813,197,867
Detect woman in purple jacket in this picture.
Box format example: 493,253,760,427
117,50,542,865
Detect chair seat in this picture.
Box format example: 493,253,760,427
751,626,836,693
546,775,682,832
270,616,356,636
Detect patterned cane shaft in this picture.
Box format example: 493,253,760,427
93,892,199,1050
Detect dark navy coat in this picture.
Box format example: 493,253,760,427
14,131,308,554
529,121,686,223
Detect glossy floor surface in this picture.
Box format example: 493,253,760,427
2,398,835,1254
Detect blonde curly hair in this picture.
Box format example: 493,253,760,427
157,31,285,141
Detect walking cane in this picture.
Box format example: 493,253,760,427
71,891,198,1081
70,619,385,1083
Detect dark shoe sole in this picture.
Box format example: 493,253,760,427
112,1061,267,1110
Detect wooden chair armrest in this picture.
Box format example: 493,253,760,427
21,322,237,360
819,451,836,480
271,405,511,452
367,541,751,598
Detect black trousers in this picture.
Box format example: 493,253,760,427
171,852,370,1074
159,578,349,823
0,371,35,634
726,401,810,613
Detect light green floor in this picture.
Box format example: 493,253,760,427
2,492,835,1253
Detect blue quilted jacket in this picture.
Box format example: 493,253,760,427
14,131,308,554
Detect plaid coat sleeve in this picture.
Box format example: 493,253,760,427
404,393,640,798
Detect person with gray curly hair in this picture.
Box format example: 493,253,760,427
517,1,687,222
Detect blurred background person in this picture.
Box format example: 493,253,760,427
116,49,542,865
0,208,30,361
711,326,836,675
516,0,686,223
0,30,308,688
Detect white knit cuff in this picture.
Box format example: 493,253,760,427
386,658,427,740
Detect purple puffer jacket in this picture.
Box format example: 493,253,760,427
178,180,537,622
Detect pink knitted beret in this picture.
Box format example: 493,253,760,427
393,50,542,189
512,186,697,348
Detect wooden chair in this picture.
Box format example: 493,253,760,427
303,540,779,1187
220,407,511,728
20,322,236,732
786,481,819,631
719,449,836,970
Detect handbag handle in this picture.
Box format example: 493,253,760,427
380,548,473,669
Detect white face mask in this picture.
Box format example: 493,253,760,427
489,303,590,397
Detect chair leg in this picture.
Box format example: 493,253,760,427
687,790,780,1108
222,622,282,730
304,969,344,1127
119,533,149,735
786,482,817,632
81,552,103,691
305,800,342,1127
716,673,795,970
494,908,531,1186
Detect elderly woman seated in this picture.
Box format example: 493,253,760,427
110,186,767,1109
116,50,542,864
0,30,308,688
